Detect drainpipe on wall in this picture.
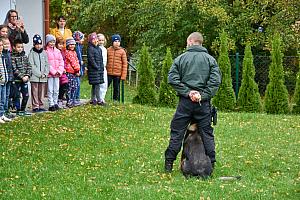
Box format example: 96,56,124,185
44,0,49,36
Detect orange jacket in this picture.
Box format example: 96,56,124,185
107,46,128,80
50,27,73,48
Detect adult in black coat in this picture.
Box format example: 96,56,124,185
4,9,29,46
87,32,104,104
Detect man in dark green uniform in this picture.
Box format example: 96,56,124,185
164,32,221,173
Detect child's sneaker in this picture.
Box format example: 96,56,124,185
66,102,74,108
48,106,56,111
10,106,17,113
38,108,47,112
16,111,24,116
1,115,12,122
54,104,60,110
58,100,64,109
32,108,40,113
23,111,32,116
5,111,16,119
98,100,107,106
73,101,81,107
17,111,31,116
0,118,5,123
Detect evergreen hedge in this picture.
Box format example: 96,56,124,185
158,48,177,108
237,44,262,112
212,31,236,111
264,34,289,114
292,55,300,114
132,44,157,105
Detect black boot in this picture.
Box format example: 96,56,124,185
164,160,173,173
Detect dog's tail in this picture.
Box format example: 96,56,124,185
218,176,242,181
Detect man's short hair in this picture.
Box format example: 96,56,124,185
188,32,204,45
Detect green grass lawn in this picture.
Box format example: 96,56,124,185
1,80,299,199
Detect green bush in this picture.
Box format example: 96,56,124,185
213,31,236,111
237,44,262,112
264,34,289,114
292,56,300,114
132,44,157,105
158,48,177,108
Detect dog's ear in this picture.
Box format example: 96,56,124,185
187,123,197,132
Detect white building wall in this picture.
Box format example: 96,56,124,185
0,0,14,23
16,0,44,53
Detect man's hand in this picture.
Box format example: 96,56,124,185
189,90,201,102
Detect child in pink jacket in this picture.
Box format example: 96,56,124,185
45,34,64,111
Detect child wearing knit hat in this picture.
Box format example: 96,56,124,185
65,37,80,107
28,34,49,112
45,34,64,111
106,34,127,102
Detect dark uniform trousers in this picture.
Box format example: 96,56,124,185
165,96,215,163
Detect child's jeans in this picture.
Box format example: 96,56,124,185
0,83,7,116
4,81,11,112
15,82,29,111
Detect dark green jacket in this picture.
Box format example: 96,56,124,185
168,45,221,100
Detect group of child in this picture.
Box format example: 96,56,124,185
0,22,128,124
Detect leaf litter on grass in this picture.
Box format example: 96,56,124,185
1,106,300,199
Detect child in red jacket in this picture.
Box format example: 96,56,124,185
64,38,80,107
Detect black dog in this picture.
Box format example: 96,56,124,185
180,123,213,178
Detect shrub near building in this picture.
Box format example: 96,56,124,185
237,44,262,112
264,34,289,114
132,44,157,105
213,31,236,111
158,48,177,108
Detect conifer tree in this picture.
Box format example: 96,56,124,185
132,44,157,105
212,31,236,111
264,34,289,114
237,44,262,112
158,48,177,107
292,55,300,113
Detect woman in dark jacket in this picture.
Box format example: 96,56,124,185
87,32,104,105
4,9,29,46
